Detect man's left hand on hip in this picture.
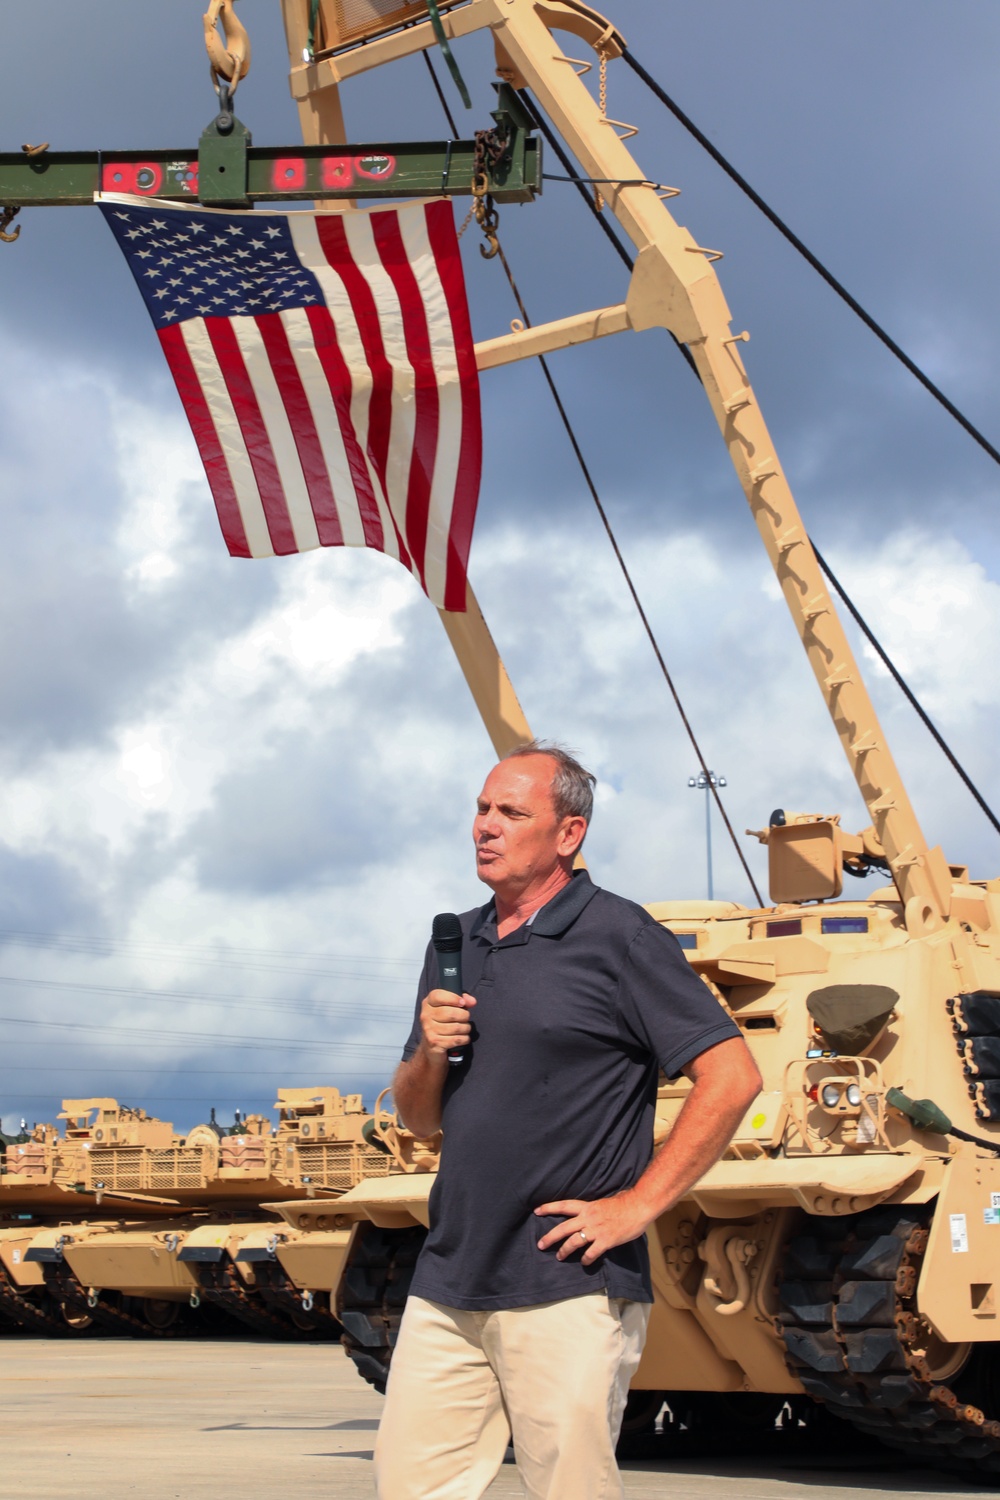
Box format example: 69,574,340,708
534,1191,650,1267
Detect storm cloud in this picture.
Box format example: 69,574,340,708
0,1,997,1130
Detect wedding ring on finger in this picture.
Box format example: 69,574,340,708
578,1230,589,1243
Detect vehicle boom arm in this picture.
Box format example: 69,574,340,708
281,0,951,931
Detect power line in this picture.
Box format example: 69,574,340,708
0,1066,372,1075
0,927,416,973
0,971,411,1019
1,1088,391,1104
0,1012,401,1052
0,1062,395,1074
0,1035,401,1057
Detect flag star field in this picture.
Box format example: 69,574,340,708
103,204,324,328
99,194,481,612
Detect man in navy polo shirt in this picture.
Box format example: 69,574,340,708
374,742,762,1500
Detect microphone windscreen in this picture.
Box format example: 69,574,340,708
432,912,463,952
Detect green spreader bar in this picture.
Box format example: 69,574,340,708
0,133,541,210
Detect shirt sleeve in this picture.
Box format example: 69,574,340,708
615,920,742,1077
401,942,435,1061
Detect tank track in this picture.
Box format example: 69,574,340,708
43,1264,179,1339
195,1258,313,1339
337,1223,427,1393
250,1259,342,1335
0,1263,86,1336
778,1204,1000,1475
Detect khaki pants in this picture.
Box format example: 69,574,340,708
373,1291,650,1500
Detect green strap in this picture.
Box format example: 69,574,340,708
425,0,472,110
306,0,469,109
886,1088,952,1136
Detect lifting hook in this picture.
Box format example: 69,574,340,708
0,207,21,244
471,171,500,261
204,0,251,96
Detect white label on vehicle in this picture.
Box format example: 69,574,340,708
11,1249,20,1263
950,1213,969,1253
991,1191,1000,1211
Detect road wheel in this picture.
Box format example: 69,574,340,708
58,1301,94,1332
141,1299,180,1331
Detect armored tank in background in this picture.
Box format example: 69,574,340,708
0,1086,405,1336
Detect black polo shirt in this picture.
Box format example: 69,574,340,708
402,871,741,1310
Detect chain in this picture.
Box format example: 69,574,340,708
594,45,609,211
469,129,505,260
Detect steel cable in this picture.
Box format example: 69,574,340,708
812,544,1000,837
490,240,765,903
519,76,999,845
420,59,764,898
620,47,1000,470
423,58,764,899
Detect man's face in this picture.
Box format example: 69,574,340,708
473,755,577,894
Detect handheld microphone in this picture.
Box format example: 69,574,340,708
432,912,466,1067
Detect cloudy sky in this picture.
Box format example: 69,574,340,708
1,2,998,1133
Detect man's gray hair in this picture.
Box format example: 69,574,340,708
501,739,596,824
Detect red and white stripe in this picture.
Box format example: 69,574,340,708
155,198,480,612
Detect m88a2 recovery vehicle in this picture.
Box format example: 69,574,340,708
260,0,1000,1475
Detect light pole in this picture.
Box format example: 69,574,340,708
688,770,726,900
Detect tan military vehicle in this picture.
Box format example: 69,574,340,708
0,1087,398,1336
2,0,997,1475
265,0,1000,1475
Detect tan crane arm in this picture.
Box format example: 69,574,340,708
280,0,951,932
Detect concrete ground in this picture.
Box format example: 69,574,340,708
4,1337,994,1500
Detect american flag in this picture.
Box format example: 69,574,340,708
99,194,482,612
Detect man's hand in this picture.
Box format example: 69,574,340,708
394,987,477,1137
534,1037,762,1270
534,1190,650,1268
419,987,477,1060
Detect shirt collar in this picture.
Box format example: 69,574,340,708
470,869,598,944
